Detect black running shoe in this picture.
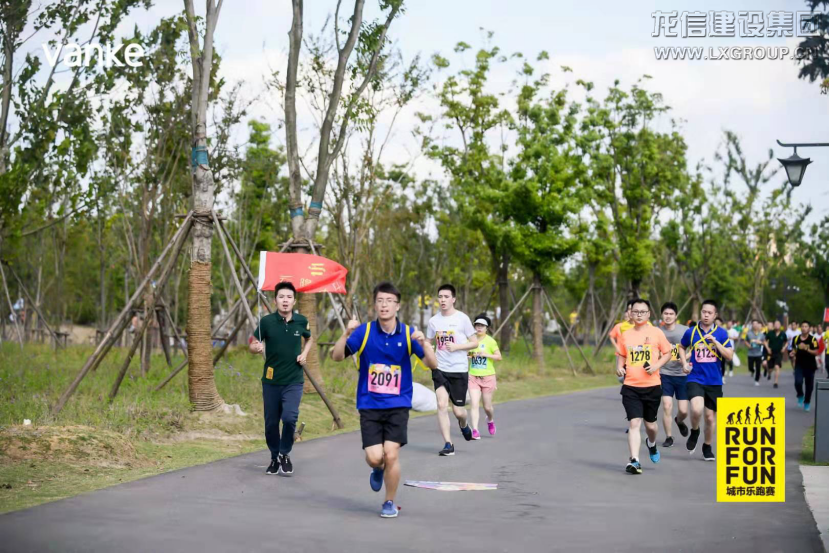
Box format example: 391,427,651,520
459,422,473,442
278,454,294,476
625,458,642,474
686,427,700,454
439,442,455,456
702,444,715,461
675,416,689,438
774,383,778,389
662,436,674,448
266,458,279,475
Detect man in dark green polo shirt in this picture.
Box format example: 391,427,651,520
249,282,313,476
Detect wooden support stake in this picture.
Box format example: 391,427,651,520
213,212,344,430
109,215,193,401
5,262,61,348
53,213,194,414
0,260,23,350
493,286,533,337
544,289,596,376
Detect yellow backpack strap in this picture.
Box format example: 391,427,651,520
356,322,372,358
406,324,430,371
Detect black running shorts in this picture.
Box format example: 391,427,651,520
620,384,662,423
359,407,409,449
432,369,469,407
687,382,723,412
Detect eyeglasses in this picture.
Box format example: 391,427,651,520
375,299,399,306
631,310,650,316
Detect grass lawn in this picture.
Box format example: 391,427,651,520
0,339,619,513
800,425,829,467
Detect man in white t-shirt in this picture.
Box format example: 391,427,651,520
786,321,800,369
427,284,478,456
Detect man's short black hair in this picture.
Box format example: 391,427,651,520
438,284,456,298
373,281,401,302
661,302,679,315
801,319,811,326
631,298,651,312
275,282,297,299
715,317,724,325
751,318,761,324
701,299,719,312
626,298,639,309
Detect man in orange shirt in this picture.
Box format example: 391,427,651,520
616,299,674,475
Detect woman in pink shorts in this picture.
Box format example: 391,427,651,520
468,314,502,439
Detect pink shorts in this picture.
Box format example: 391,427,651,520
468,374,497,393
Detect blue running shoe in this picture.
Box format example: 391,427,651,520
798,396,804,407
647,441,660,464
439,442,455,456
370,467,384,492
804,403,811,412
460,422,473,442
625,458,642,474
380,500,398,518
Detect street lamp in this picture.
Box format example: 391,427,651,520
776,140,828,187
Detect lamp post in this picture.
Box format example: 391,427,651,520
776,140,828,187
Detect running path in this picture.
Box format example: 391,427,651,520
0,372,823,553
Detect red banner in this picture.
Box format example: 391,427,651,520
824,307,828,323
257,252,348,294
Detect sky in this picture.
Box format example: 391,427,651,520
32,0,830,226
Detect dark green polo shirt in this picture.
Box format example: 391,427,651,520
253,312,311,385
765,330,787,355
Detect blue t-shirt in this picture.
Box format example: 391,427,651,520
345,320,425,410
680,324,733,386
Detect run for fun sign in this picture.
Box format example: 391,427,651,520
717,397,785,502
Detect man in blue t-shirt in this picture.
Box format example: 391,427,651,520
331,281,437,519
678,299,734,462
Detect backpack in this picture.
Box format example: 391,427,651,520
356,322,429,371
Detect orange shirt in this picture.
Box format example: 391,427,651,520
618,325,672,387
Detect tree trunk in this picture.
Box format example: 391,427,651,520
184,0,224,411
297,290,324,393
497,254,512,352
532,274,544,373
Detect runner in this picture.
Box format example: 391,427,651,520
786,321,800,370
726,320,740,377
330,281,438,518
744,320,765,386
427,284,479,456
615,299,673,474
790,320,820,412
610,299,640,386
657,302,690,448
678,299,734,461
764,320,787,389
248,282,314,477
467,314,502,439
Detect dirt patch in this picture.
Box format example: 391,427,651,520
157,430,262,444
0,425,152,469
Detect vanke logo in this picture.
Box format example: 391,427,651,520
42,42,145,68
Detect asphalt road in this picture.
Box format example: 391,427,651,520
0,370,824,553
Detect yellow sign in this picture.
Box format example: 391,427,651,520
717,397,785,502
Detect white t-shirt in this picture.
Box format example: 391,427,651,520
427,310,476,373
728,328,740,341
786,329,799,350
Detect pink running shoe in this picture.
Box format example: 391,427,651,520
471,429,481,440
487,421,496,436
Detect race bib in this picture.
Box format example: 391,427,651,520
368,364,402,395
627,344,653,368
695,343,718,363
436,331,456,351
670,344,680,361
